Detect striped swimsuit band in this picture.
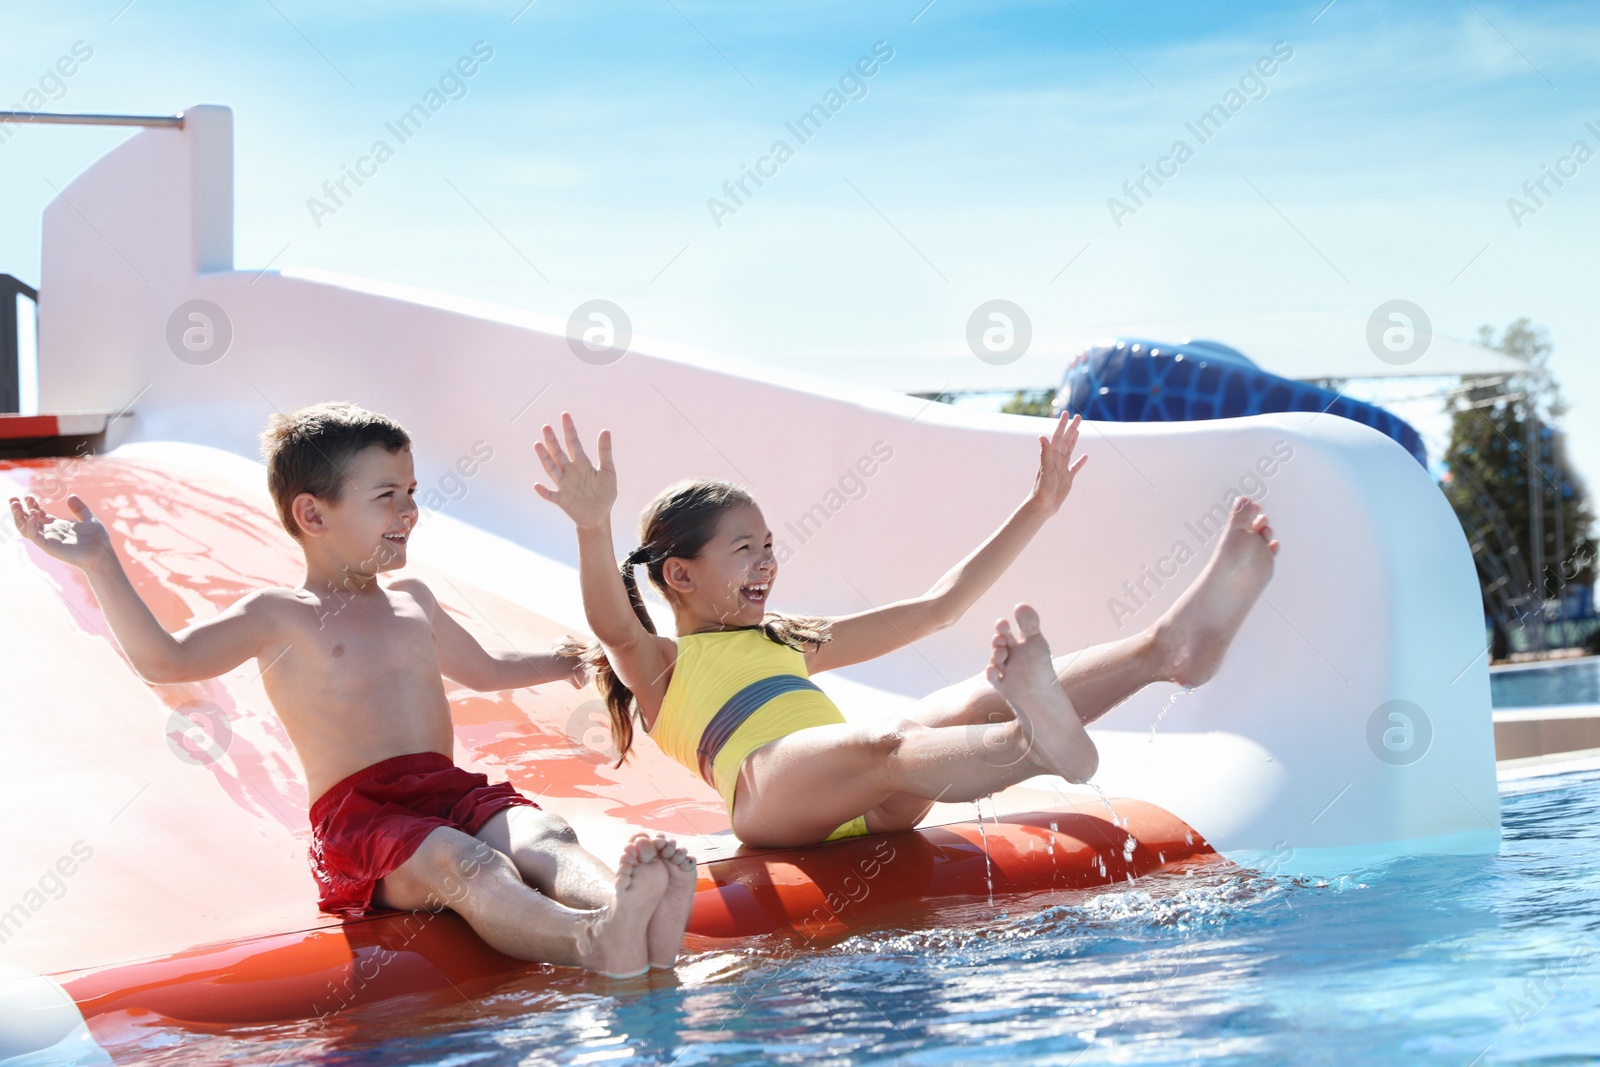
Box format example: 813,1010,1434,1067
695,674,823,785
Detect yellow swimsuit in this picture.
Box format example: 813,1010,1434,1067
647,627,871,842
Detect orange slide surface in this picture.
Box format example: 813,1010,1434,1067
0,453,1218,1028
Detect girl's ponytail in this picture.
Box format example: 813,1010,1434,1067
555,549,657,766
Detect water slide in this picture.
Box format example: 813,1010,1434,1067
0,106,1498,1058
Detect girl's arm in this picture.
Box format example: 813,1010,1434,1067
805,413,1086,675
532,414,677,714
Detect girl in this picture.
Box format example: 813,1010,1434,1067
537,411,1278,849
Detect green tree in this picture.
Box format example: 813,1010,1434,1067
1001,389,1055,417
1440,318,1596,656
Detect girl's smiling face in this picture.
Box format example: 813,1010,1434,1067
663,504,776,629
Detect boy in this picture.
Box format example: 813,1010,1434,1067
7,401,694,978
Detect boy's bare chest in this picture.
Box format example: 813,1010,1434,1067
286,599,438,680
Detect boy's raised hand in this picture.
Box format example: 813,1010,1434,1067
1029,412,1088,515
532,412,616,529
8,493,115,570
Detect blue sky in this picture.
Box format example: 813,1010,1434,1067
3,0,1598,492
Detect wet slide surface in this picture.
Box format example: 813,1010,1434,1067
0,451,1214,1026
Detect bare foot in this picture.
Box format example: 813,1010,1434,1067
577,836,666,978
986,604,1099,783
1151,495,1278,688
645,833,697,969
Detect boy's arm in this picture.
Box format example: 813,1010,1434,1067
393,578,586,691
141,587,277,684
10,493,273,683
806,413,1086,675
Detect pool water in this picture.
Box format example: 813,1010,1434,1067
98,766,1600,1066
1491,657,1600,708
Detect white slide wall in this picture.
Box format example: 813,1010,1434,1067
32,105,1499,858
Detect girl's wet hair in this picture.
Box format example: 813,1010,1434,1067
557,478,831,764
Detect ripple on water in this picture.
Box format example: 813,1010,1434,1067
97,768,1600,1066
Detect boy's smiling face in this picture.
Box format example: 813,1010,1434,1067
295,445,418,579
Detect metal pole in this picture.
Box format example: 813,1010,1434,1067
1,275,38,415
1525,371,1544,652
0,111,184,128
0,286,16,414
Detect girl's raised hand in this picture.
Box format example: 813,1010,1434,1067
8,493,115,570
532,412,617,530
1029,412,1088,515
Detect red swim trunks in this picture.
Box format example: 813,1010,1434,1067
308,751,540,918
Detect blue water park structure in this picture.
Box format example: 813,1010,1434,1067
1053,337,1429,467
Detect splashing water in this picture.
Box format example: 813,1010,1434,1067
1148,685,1196,742
1088,783,1130,829
974,798,994,905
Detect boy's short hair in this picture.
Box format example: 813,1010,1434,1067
260,402,411,540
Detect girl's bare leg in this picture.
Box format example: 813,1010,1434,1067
866,496,1280,831
912,628,1166,733
857,630,1161,832
733,605,1095,848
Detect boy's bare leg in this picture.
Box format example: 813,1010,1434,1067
473,807,615,909
640,833,697,970
374,826,665,977
868,496,1279,829
476,811,695,969
732,606,1096,849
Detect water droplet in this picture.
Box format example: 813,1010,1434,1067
1148,686,1195,742
1088,783,1124,827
